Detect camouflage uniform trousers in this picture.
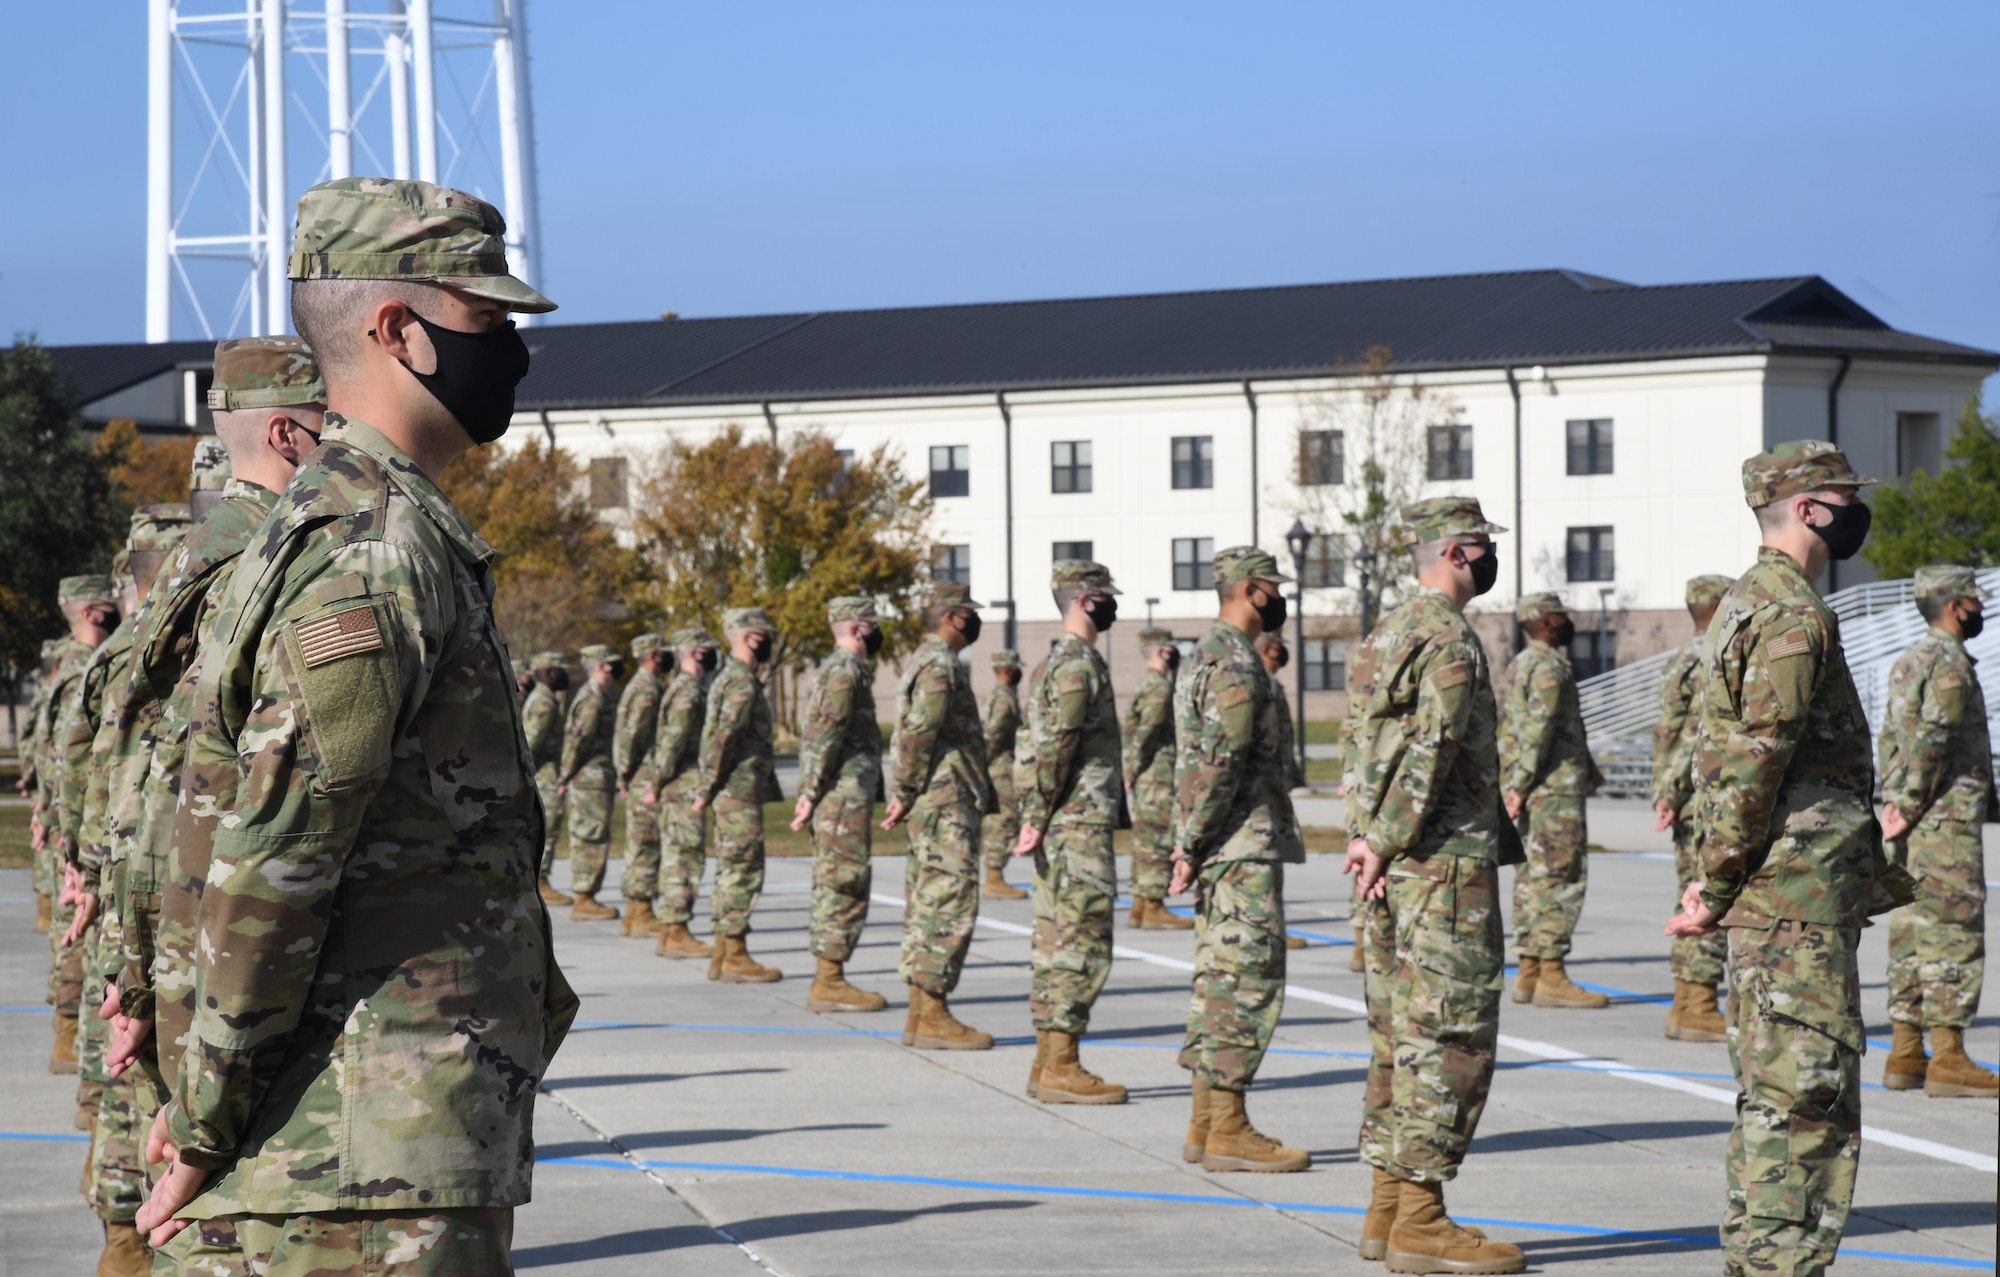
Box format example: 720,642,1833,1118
709,793,767,939
153,1218,249,1277
535,764,564,880
87,1055,164,1223
656,783,708,926
980,764,1019,875
1886,821,1985,1030
810,780,874,963
1509,787,1589,960
49,887,83,1012
1358,853,1503,1184
564,780,613,897
899,798,982,995
34,829,59,902
1722,918,1862,1277
218,1207,513,1276
619,784,663,904
1179,860,1288,1092
1029,823,1116,1034
1672,816,1729,986
1127,777,1174,902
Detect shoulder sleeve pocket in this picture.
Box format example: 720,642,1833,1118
280,596,402,795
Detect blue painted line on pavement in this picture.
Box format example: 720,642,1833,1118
540,1154,1989,1269
0,1131,90,1143
1503,963,1671,1005
1,1005,49,1012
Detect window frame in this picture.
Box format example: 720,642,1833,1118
929,444,970,498
1052,540,1094,563
1565,418,1614,476
1565,525,1616,583
1299,429,1345,486
931,543,972,586
1426,423,1474,481
1172,536,1215,591
1302,533,1344,588
1050,440,1094,494
1171,435,1215,490
1303,636,1346,691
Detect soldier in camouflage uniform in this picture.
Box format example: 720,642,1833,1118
980,649,1029,900
692,607,785,981
1169,548,1311,1173
559,644,625,920
1500,591,1608,1009
137,176,575,1274
1255,632,1310,953
1342,498,1525,1272
885,581,995,1049
647,626,720,959
1014,562,1129,1102
792,597,889,1012
1123,626,1190,931
1876,565,1996,1098
1651,574,1737,1042
522,651,572,904
20,638,63,935
615,633,671,937
1668,440,1910,1277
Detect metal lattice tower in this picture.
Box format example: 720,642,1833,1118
146,0,543,343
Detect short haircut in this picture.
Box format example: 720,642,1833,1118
1253,631,1283,652
1754,487,1850,536
922,605,964,632
1410,534,1477,573
291,278,444,373
211,405,319,460
1213,578,1251,606
1916,596,1949,623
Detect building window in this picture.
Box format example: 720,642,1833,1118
835,448,855,473
1172,436,1214,490
1302,533,1344,588
930,444,970,498
1053,540,1094,562
931,543,971,586
1304,637,1346,691
1896,412,1941,477
1173,537,1214,590
588,456,629,510
1426,424,1473,480
1566,526,1615,582
1300,430,1344,486
1566,419,1614,475
1570,629,1617,680
1051,441,1093,493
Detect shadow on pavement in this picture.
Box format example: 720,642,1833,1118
538,1123,888,1161
1847,1201,2000,1235
1472,1120,1733,1153
1518,1226,1714,1265
543,1068,785,1090
514,1226,725,1267
729,1198,1037,1242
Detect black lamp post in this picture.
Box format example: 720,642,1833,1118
1284,518,1311,785
1354,540,1378,639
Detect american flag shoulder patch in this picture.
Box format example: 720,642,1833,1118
296,605,384,668
1765,628,1812,661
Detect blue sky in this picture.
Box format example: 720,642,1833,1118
3,1,1996,399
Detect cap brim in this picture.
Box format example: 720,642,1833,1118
1255,571,1295,585
443,274,558,314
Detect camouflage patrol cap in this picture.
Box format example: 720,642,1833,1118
920,581,983,610
288,177,557,313
629,632,667,658
58,575,115,607
1050,560,1120,597
206,336,325,410
579,643,617,665
991,649,1021,668
1213,546,1293,585
1685,574,1736,609
529,651,567,672
1514,592,1567,623
1740,439,1875,508
672,625,719,650
189,438,231,491
127,503,194,552
827,595,879,623
1137,627,1176,647
722,606,777,635
1914,565,1990,603
1399,496,1506,547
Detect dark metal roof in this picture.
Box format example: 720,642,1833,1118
38,270,1997,416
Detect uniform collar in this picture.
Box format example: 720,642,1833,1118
1754,544,1821,600
222,477,280,510
1926,624,1970,654
322,412,496,569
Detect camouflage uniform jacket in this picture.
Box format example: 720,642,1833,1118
1877,627,1993,828
1172,621,1304,868
1690,546,1898,926
613,666,664,792
559,677,617,789
696,656,776,803
1343,589,1499,864
32,639,95,814
1650,635,1705,815
18,660,53,794
797,646,880,804
161,414,574,1215
1122,666,1175,794
57,625,131,881
1267,666,1304,793
521,682,562,771
648,671,708,794
889,635,993,816
982,682,1021,769
1499,640,1601,798
1020,633,1121,831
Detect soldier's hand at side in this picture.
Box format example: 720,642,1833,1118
1013,825,1043,859
62,892,98,947
138,1108,202,1246
617,784,628,800
1664,879,1721,937
1653,798,1675,832
790,794,815,831
691,795,708,815
1880,804,1910,842
106,1014,153,1079
1504,790,1524,821
1343,837,1388,900
556,783,568,799
60,862,80,906
879,799,906,831
1168,854,1195,897
30,817,45,852
643,784,658,806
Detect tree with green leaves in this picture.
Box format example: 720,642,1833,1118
1863,397,2000,579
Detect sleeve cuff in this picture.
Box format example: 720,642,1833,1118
162,1102,236,1172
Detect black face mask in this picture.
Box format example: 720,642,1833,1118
958,613,983,645
606,661,626,681
399,314,532,445
1806,499,1872,562
1253,587,1287,634
695,649,719,673
1549,619,1577,647
1271,646,1290,669
1086,597,1118,631
542,669,569,692
745,635,771,664
1465,547,1500,597
862,627,884,655
1960,609,1985,640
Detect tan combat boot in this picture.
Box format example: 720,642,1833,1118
901,988,924,1046
712,934,782,984
982,866,1027,901
1510,956,1539,1004
655,923,714,960
1286,933,1307,949
1183,1077,1211,1162
1136,897,1194,931
571,893,619,922
1385,1179,1525,1274
1676,981,1727,1042
621,898,662,938
1027,1030,1048,1097
1036,1031,1127,1105
1925,1026,1999,1098
1531,957,1608,1009
1350,942,1365,972
907,985,993,1050
98,1221,151,1277
808,957,887,1013
50,1012,79,1075
1360,1167,1402,1261
1200,1088,1310,1173
1662,980,1686,1038
1882,1021,1928,1091
35,894,51,935
538,877,573,906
